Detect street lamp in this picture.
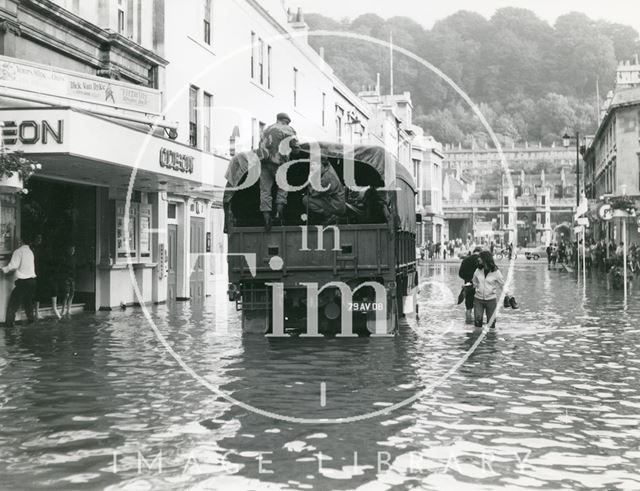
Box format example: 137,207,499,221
562,132,580,207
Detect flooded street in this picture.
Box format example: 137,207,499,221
2,263,640,490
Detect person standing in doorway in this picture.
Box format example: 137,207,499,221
1,234,37,326
57,245,76,317
257,113,298,231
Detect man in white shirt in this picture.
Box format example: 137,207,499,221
1,235,37,327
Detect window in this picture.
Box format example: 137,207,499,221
203,92,213,152
267,46,272,89
203,0,212,44
117,0,126,34
293,67,298,107
321,92,326,126
250,31,256,78
168,203,177,220
189,85,198,148
258,38,265,84
335,106,344,141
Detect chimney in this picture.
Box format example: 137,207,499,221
319,46,325,60
289,7,308,43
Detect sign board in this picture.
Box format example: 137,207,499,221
597,203,614,221
0,55,161,116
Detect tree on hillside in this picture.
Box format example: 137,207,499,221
305,8,633,146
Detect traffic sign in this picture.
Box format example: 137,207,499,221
597,203,613,221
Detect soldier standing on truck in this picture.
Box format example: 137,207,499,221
257,113,298,231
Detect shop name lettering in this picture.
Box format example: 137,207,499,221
159,148,194,174
1,120,64,145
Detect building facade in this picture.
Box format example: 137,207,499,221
583,85,640,246
0,0,371,320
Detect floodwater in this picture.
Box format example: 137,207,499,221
1,263,640,490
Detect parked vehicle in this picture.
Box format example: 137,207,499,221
224,142,418,337
495,248,517,260
524,246,547,260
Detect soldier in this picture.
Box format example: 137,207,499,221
257,113,298,231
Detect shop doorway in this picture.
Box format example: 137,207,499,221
167,224,178,301
189,217,205,302
21,178,97,310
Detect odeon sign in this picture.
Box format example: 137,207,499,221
159,147,194,174
1,119,64,145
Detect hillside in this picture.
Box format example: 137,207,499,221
305,8,640,147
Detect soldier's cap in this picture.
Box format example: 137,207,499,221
277,112,292,123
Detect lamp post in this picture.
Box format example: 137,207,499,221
562,132,581,208
563,132,585,283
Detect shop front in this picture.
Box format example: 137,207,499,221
0,107,226,321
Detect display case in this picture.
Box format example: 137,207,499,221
115,201,137,261
0,194,18,259
113,200,154,264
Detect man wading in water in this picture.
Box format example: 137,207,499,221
458,246,482,324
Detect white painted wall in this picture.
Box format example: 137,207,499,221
161,0,369,157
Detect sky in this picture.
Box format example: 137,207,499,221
292,0,640,36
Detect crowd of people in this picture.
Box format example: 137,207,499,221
546,239,640,272
419,238,514,261
547,238,640,289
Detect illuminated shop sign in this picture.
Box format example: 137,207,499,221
1,120,64,145
159,148,194,174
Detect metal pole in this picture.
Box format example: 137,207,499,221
623,218,628,298
577,226,581,280
582,230,586,284
576,132,580,208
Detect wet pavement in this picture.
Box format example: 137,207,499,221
1,263,640,490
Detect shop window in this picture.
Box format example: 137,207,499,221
168,203,177,219
116,202,137,260
139,205,152,261
0,194,17,257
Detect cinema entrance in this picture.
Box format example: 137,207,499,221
21,178,97,311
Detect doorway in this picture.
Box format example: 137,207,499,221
21,178,96,310
167,224,178,301
189,217,205,302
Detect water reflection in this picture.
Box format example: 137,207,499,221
1,267,640,489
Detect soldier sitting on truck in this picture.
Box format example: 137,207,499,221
302,158,346,225
257,112,299,231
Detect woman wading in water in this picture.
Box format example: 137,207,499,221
472,250,511,328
